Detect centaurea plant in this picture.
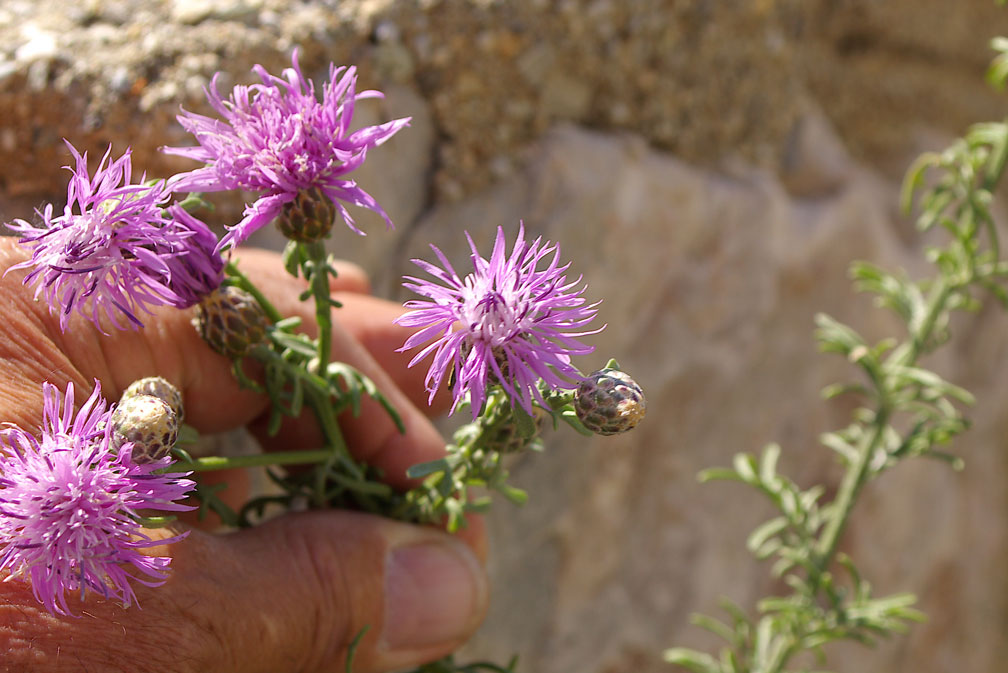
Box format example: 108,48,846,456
665,35,1008,673
0,49,644,673
397,223,603,419
163,49,411,250
0,380,193,616
6,141,222,331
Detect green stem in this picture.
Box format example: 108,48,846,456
813,277,952,579
225,261,284,323
982,118,1008,192
303,241,333,376
812,407,891,569
173,449,333,472
907,277,952,363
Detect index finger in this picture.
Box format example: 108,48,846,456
0,240,446,490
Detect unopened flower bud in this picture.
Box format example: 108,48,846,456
192,285,270,358
111,394,178,463
574,368,646,436
491,407,547,454
275,187,336,242
122,376,184,425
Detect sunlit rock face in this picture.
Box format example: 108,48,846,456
3,2,1008,672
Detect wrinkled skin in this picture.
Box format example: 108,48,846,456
0,239,487,673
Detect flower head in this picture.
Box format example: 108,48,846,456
160,204,226,309
396,223,603,417
574,367,647,435
5,142,224,332
0,380,194,616
163,50,411,251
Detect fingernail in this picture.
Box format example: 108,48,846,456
382,538,488,652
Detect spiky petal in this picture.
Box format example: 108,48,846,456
396,223,604,417
0,380,194,616
5,142,223,332
163,50,410,251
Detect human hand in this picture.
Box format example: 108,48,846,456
0,239,489,673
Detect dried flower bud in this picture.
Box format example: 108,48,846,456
574,368,646,436
111,394,178,463
275,187,336,242
192,285,270,358
122,376,184,425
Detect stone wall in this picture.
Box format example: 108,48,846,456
2,2,1008,672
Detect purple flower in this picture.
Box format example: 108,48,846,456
0,380,194,616
160,204,225,308
396,224,603,417
5,142,224,332
163,50,411,251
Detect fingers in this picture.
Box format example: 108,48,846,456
229,247,372,295
229,246,451,415
0,239,446,487
329,292,453,417
228,251,449,487
0,512,489,673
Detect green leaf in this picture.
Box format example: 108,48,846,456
407,458,450,479
511,403,537,439
732,453,758,483
289,377,304,416
135,514,178,527
690,613,738,645
344,626,369,673
890,365,976,404
821,382,868,400
282,239,304,277
663,648,721,673
900,152,939,215
559,408,594,436
820,431,858,463
747,516,789,559
177,192,214,214
175,424,200,446
495,483,529,505
698,467,746,483
270,330,318,357
922,450,966,470
759,444,781,485
170,445,196,463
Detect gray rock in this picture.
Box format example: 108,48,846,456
383,125,1008,673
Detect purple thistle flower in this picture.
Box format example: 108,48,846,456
0,380,194,616
160,204,225,308
5,142,224,332
163,50,411,251
396,223,604,418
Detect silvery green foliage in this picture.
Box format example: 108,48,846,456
665,38,1008,673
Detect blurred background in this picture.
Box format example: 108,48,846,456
2,1,1008,671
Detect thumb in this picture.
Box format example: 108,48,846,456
183,512,489,673
1,512,489,673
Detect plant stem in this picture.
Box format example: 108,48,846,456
812,276,951,581
812,408,891,572
225,261,284,323
174,449,333,472
907,277,951,364
303,241,333,376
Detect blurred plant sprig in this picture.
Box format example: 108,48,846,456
665,35,1008,673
